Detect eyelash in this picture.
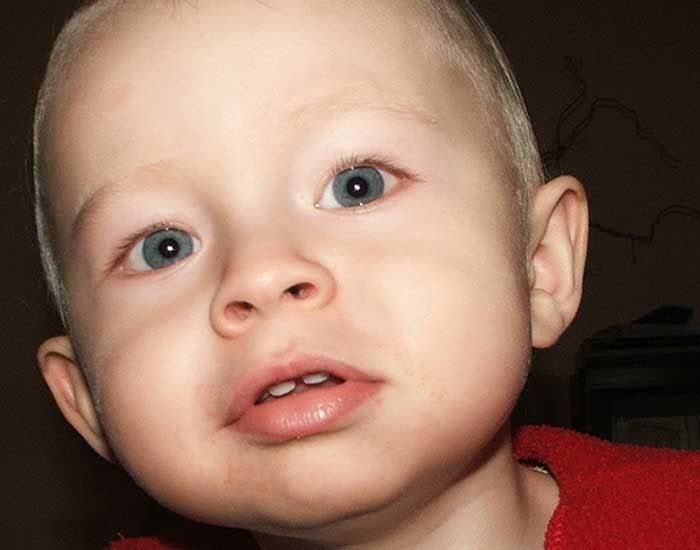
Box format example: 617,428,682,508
107,221,183,275
107,154,417,274
323,152,416,202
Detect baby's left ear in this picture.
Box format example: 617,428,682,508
528,175,589,348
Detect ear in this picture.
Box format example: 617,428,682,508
38,336,114,462
528,175,589,348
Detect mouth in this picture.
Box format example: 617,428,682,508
228,356,380,442
254,372,345,405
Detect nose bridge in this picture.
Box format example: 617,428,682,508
210,224,336,338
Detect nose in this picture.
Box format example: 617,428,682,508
210,249,336,339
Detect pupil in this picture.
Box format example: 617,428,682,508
346,176,369,198
159,238,180,259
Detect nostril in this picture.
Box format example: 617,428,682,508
286,283,316,300
226,301,255,321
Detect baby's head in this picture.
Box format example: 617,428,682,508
35,0,587,544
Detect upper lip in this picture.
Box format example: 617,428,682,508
228,355,378,422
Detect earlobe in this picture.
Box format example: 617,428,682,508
37,336,114,462
528,175,589,348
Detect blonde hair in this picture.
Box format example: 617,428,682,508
33,0,544,326
33,0,123,328
421,0,544,207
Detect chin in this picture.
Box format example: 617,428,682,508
245,500,399,546
268,474,404,529
257,465,455,545
148,462,403,539
227,466,414,540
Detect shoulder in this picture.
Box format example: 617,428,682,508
514,425,700,550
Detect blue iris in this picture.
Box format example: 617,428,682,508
332,166,385,207
141,229,195,269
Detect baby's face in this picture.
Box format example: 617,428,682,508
45,0,531,535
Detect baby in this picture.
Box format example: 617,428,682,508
34,1,695,549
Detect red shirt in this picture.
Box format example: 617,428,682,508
111,426,700,549
514,425,700,549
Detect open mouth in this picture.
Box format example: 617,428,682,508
229,357,381,440
254,372,345,405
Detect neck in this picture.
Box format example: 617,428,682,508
254,426,558,550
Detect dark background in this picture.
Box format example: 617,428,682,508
2,1,699,547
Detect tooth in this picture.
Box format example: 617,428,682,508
302,372,330,385
267,380,296,397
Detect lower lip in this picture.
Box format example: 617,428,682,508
232,381,380,442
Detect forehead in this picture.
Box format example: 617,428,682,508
44,0,491,234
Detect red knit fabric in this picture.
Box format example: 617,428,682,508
109,538,178,550
108,523,257,549
111,426,700,549
514,425,700,550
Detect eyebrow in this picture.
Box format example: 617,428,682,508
288,89,439,129
69,181,128,249
68,163,169,249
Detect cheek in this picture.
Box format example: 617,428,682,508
363,271,527,505
69,249,219,394
375,256,527,415
95,319,211,465
340,191,530,438
90,324,252,520
74,276,226,489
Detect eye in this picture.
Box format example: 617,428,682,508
316,165,398,209
124,228,200,272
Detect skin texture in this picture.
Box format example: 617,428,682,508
38,1,588,548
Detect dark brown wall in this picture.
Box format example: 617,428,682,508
480,0,700,425
2,1,698,547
